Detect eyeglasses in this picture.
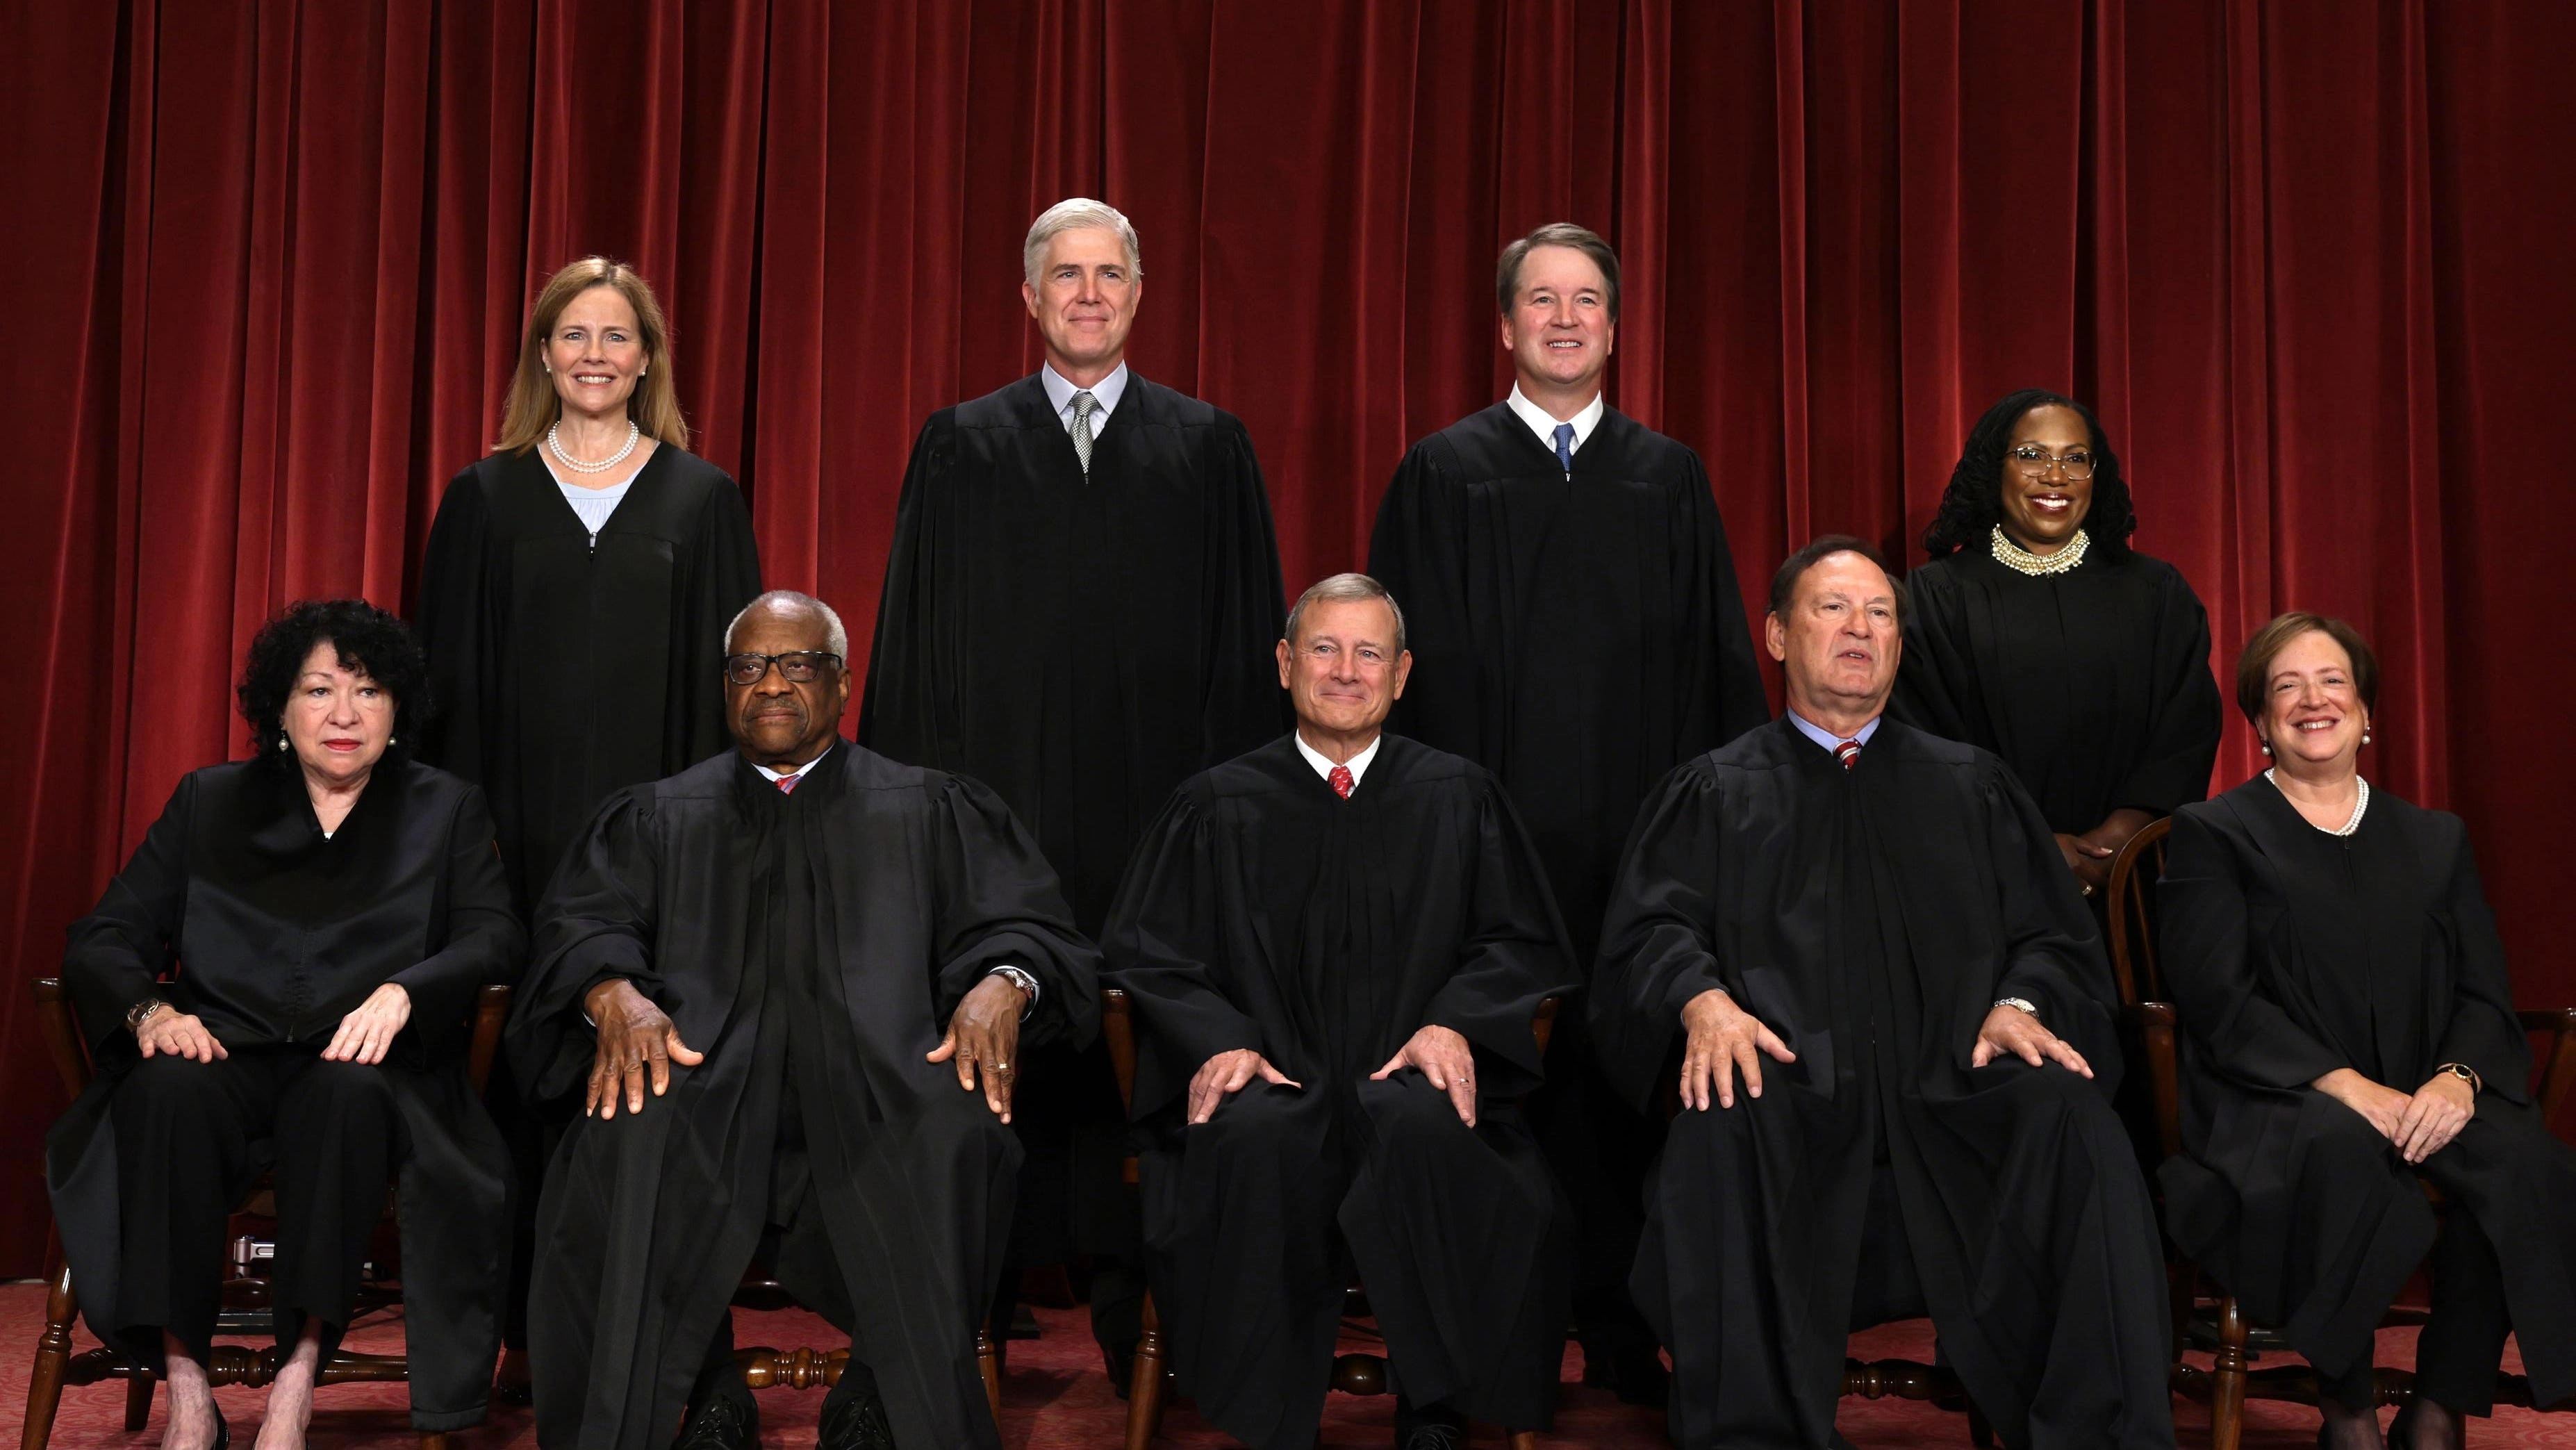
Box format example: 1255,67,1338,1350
723,651,843,685
2007,445,2095,480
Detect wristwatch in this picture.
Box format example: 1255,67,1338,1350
124,996,172,1034
2434,1061,2482,1094
1992,996,2039,1019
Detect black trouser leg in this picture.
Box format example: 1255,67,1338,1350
267,1057,402,1357
2414,1210,2511,1415
109,1053,265,1365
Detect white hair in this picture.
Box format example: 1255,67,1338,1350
1023,197,1142,288
725,589,848,659
1284,572,1407,656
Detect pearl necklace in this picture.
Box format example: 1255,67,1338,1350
548,420,641,475
2266,768,2370,837
1990,525,2089,577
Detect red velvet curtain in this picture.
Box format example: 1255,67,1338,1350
3,0,2569,1273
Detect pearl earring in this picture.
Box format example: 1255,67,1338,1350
2363,731,2372,745
2259,740,2272,757
277,734,290,752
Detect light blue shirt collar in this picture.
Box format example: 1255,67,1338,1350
1785,711,1881,755
1041,361,1130,430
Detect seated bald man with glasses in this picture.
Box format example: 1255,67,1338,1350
506,589,1100,1450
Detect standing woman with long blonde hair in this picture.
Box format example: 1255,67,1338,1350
414,256,759,915
411,257,760,1387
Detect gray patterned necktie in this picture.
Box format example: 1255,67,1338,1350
1071,390,1099,474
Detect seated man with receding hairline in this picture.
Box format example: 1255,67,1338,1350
1105,572,1579,1450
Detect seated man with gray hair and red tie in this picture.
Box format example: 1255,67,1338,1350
1591,537,2179,1450
1104,572,1581,1450
506,589,1099,1450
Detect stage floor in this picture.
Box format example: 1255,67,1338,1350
3,1281,2556,1447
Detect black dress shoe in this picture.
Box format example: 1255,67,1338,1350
818,1378,897,1450
1579,1333,1671,1407
672,1392,759,1450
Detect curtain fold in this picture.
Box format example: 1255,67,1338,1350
1,0,2569,1271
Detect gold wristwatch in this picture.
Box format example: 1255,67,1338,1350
2434,1061,2482,1094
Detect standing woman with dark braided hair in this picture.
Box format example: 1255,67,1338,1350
1890,388,2222,899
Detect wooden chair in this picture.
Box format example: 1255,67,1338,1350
22,977,513,1450
2104,817,2576,1448
725,1274,1002,1429
1100,987,1551,1450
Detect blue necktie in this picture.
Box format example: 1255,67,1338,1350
1553,422,1576,475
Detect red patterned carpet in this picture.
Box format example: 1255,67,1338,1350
8,1282,2568,1447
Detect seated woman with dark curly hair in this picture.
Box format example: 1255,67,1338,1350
2159,613,2576,1449
44,600,522,1450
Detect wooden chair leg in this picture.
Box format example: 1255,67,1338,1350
123,1375,155,1432
21,1259,79,1450
1508,1433,1537,1450
976,1326,1002,1428
418,1435,450,1450
2210,1294,2249,1450
1125,1289,1166,1450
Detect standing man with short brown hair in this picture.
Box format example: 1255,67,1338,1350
1369,222,1766,1399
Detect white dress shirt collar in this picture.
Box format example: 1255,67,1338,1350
750,739,839,783
1785,711,1882,755
1041,361,1131,431
1505,384,1606,465
1294,730,1383,791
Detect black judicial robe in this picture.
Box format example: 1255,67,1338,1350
860,371,1287,935
507,742,1100,1450
1103,734,1580,1450
414,445,761,912
1368,402,1767,958
46,759,521,1431
1891,547,2220,836
2157,780,2576,1407
1593,718,2173,1450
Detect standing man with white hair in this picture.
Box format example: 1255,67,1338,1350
862,198,1287,1390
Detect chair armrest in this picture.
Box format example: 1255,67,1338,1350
32,978,93,1101
2520,1007,2576,1121
2125,1000,2185,1160
468,984,512,1099
1100,988,1137,1114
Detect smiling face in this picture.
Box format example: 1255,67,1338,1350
2259,629,2369,773
545,284,648,422
285,641,395,789
1996,403,2095,554
1021,226,1139,383
1499,244,1615,402
1275,596,1412,741
1766,550,1902,725
724,602,852,766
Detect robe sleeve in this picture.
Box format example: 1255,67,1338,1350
855,415,955,764
1979,762,2126,1075
2157,808,2347,1091
412,466,493,778
63,773,195,1054
672,470,763,773
925,773,1100,1050
1100,789,1265,1117
2428,823,2535,1105
2111,566,2222,816
389,784,527,1058
1368,445,1481,756
1196,416,1289,765
1421,780,1582,1094
1678,451,1770,745
1889,565,1979,745
506,791,665,1108
1589,762,1733,1112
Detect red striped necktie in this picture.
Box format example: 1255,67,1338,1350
1834,739,1862,771
1329,764,1355,799
774,771,801,794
